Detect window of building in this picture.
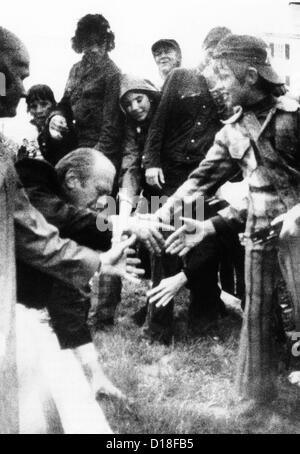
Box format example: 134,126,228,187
271,42,291,60
285,75,290,86
285,44,290,60
276,43,285,59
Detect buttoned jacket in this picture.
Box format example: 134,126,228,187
143,68,221,170
53,53,124,169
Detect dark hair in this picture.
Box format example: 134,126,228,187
121,89,161,126
121,88,160,107
203,27,232,51
26,84,56,110
71,14,115,54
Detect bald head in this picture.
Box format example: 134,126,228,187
0,27,30,118
56,148,115,184
56,148,116,211
0,28,26,54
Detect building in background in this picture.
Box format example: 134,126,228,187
263,2,300,94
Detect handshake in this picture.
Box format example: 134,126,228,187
95,214,175,285
98,203,300,286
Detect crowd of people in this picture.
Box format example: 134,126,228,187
1,11,300,431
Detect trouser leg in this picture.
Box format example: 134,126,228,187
137,242,151,279
88,274,122,331
234,242,246,301
47,282,92,350
186,235,224,320
219,232,245,300
236,243,280,402
73,343,125,399
219,253,235,296
144,252,181,343
278,236,300,332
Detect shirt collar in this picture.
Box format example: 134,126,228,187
244,95,276,116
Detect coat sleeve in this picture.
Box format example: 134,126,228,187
156,130,241,224
48,65,77,126
143,71,177,170
24,185,112,251
95,71,124,170
14,181,101,297
119,125,142,205
211,197,248,235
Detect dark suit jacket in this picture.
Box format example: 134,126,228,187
15,158,111,304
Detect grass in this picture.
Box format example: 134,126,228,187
93,280,300,434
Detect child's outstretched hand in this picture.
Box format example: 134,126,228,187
165,217,215,257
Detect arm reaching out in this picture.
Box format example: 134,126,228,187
147,272,188,308
165,217,216,256
99,234,144,283
111,214,175,255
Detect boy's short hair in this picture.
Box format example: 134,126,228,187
202,27,231,51
26,84,56,110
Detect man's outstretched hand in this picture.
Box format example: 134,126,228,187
112,214,174,255
100,234,144,283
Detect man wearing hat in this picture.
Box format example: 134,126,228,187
151,34,299,411
141,27,231,344
151,39,182,82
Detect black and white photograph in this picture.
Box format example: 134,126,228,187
1,0,300,436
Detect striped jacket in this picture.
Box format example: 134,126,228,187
157,95,300,233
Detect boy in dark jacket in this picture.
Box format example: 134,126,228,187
25,84,77,165
47,14,124,172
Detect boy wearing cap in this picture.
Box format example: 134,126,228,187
151,39,182,82
152,34,300,409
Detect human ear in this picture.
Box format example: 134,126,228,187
245,67,259,86
64,169,80,189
